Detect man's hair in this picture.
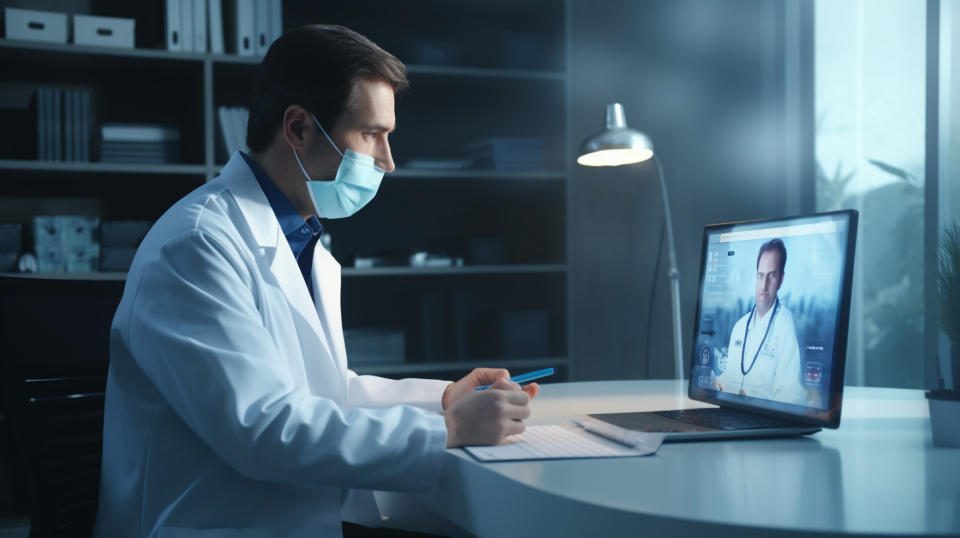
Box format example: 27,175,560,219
245,24,408,152
756,238,787,274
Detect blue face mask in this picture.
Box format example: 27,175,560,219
291,114,385,219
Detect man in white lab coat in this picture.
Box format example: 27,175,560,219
94,25,537,538
713,238,806,406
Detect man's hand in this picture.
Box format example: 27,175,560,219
442,368,540,410
443,378,531,448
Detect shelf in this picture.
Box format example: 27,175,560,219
342,265,566,277
211,51,565,80
207,167,567,181
1,265,566,281
389,168,566,181
0,38,207,63
0,37,568,81
0,160,208,175
350,357,568,376
405,64,565,81
0,272,127,281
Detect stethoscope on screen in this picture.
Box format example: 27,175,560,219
739,297,780,392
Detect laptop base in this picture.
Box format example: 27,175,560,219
589,408,821,442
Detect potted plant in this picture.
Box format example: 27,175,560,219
927,222,960,448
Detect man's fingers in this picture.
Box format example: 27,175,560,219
522,382,540,399
503,419,525,438
491,377,522,391
471,368,510,386
503,388,530,405
509,403,531,420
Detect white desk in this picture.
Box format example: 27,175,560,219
383,380,960,537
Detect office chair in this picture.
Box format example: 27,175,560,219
0,276,123,538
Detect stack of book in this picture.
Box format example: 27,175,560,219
461,137,545,171
35,87,92,162
100,123,181,164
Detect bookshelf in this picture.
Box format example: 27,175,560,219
0,0,572,381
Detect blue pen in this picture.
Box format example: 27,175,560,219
474,367,555,390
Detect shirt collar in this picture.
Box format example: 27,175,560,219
751,299,777,330
240,151,312,237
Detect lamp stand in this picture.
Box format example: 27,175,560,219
652,155,685,380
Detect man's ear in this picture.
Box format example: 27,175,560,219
281,105,310,151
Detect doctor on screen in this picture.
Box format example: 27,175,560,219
94,25,537,538
713,238,806,405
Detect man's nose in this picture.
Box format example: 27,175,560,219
377,143,396,173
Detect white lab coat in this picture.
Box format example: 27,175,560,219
715,301,806,405
94,153,450,538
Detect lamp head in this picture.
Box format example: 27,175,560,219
577,103,654,167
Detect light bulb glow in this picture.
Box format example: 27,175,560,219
576,148,653,167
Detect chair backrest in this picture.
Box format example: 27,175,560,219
0,275,124,538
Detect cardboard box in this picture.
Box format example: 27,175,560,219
5,8,68,44
73,14,135,49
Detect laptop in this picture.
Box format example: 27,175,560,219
589,210,858,441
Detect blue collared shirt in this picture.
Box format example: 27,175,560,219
240,152,324,299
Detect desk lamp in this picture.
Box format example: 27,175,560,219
577,103,684,379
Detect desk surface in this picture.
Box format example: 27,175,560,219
407,380,959,538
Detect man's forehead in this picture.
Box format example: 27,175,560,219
343,78,395,128
758,250,782,270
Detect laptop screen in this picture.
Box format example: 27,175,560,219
688,211,857,427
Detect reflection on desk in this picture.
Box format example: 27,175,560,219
376,380,959,537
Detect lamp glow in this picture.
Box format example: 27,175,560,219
577,148,653,167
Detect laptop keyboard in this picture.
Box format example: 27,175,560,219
655,408,798,430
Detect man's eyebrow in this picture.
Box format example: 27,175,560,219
363,123,395,133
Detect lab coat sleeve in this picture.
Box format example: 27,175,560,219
345,372,450,413
123,230,446,491
771,315,805,405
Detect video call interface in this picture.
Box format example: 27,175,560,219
691,215,850,413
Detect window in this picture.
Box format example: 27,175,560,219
814,0,927,387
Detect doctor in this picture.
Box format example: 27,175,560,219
713,238,805,405
94,25,537,538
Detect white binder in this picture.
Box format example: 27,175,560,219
254,0,269,55
269,0,282,44
208,0,224,54
193,0,207,52
180,0,193,52
235,0,254,55
165,0,181,51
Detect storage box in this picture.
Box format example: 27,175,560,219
33,216,100,273
0,223,22,252
65,243,100,272
5,8,68,44
62,216,100,245
0,252,18,272
344,329,406,366
101,220,151,247
33,216,62,246
100,246,137,272
36,243,65,272
73,14,135,49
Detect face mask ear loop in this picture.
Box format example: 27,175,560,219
312,114,344,158
291,147,312,181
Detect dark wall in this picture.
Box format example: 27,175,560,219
569,0,813,380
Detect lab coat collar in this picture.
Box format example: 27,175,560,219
219,152,343,379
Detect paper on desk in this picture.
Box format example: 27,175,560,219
463,423,665,462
